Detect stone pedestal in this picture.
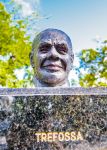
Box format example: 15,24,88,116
0,88,107,150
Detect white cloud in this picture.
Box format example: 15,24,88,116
14,68,25,80
14,0,40,17
31,0,40,5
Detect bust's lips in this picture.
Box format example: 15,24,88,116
42,64,63,71
41,63,64,71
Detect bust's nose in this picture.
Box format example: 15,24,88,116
47,46,59,60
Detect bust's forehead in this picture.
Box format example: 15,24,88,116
40,29,72,45
32,29,72,50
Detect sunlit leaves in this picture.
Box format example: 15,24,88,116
78,41,107,87
0,2,32,87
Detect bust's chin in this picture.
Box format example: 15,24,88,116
33,77,70,87
40,69,65,82
34,69,70,87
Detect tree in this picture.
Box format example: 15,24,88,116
78,40,107,87
0,2,33,87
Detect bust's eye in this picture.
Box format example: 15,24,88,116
39,44,51,53
55,44,68,54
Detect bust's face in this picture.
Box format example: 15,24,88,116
31,29,73,86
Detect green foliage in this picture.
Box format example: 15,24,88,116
0,2,34,87
78,42,107,87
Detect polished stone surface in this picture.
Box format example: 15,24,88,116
0,88,107,150
0,87,107,95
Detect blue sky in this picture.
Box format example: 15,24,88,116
2,0,107,52
37,0,107,52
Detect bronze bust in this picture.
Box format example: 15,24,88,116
30,28,74,87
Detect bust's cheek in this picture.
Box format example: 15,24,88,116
38,54,46,67
62,55,70,63
64,55,72,70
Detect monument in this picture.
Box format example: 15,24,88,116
0,29,107,150
30,28,74,87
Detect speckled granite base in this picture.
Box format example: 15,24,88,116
0,88,107,150
0,87,107,95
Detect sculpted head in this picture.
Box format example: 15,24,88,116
30,28,74,87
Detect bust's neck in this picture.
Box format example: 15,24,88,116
33,77,70,87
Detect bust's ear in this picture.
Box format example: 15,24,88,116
70,53,74,69
71,53,74,63
29,51,34,68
